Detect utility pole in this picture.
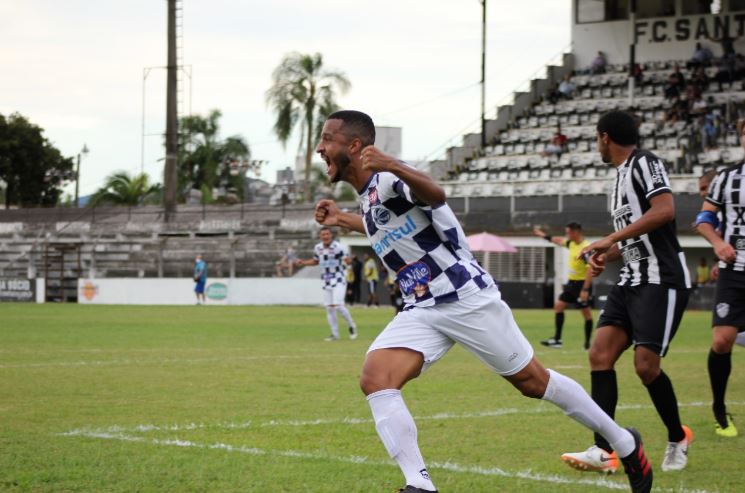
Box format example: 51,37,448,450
480,0,487,148
163,0,179,220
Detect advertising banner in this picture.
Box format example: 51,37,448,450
0,278,36,302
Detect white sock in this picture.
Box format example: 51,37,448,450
325,307,339,338
367,389,436,491
737,332,745,347
542,369,635,458
336,306,356,331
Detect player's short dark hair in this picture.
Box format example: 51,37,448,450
596,110,638,146
565,221,582,231
327,110,376,146
319,226,332,234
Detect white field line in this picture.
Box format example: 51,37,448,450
0,354,356,369
61,401,745,436
58,429,714,493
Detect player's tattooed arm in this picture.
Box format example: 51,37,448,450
361,146,446,206
315,199,365,234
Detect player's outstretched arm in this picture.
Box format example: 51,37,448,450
361,146,446,206
315,199,365,234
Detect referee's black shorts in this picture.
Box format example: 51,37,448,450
558,280,591,308
597,284,689,356
712,268,745,331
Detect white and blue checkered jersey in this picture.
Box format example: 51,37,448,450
313,240,349,289
358,171,494,309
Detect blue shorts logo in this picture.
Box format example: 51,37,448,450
372,206,391,226
398,262,431,298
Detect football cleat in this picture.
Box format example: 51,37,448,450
561,445,619,474
324,335,339,342
661,425,693,472
349,326,358,340
620,427,653,493
715,414,738,437
397,487,438,493
540,337,563,348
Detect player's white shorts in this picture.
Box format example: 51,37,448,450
367,285,534,375
323,283,347,306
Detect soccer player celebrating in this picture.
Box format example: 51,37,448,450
295,227,358,341
562,111,693,474
533,222,594,349
313,110,652,493
695,118,745,437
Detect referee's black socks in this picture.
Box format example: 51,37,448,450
554,312,565,340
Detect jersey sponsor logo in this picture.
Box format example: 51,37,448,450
372,206,391,226
368,187,380,205
650,160,666,185
372,214,417,255
621,240,650,264
398,261,431,297
717,302,730,318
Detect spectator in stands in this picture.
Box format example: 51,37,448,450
664,65,686,99
689,93,709,116
688,42,714,69
363,253,380,307
708,31,740,59
690,67,710,93
194,254,208,305
699,114,719,150
590,51,607,74
632,63,644,86
664,95,689,124
557,74,577,99
275,246,297,277
542,126,568,157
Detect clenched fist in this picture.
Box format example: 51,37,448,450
361,146,397,173
315,199,340,226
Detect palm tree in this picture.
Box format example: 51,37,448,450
266,52,350,202
179,109,252,202
89,172,161,206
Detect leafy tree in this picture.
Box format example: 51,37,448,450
89,172,161,206
179,109,253,202
0,112,74,207
266,52,350,202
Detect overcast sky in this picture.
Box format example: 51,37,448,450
0,0,571,196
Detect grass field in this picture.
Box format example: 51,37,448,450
1,304,744,493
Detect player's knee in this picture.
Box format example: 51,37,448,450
711,335,734,353
587,345,608,368
359,371,389,395
633,361,659,385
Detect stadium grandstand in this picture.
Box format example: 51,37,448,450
0,0,737,310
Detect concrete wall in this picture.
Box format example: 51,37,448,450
572,10,745,67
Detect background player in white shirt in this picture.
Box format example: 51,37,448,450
312,110,653,493
295,227,357,341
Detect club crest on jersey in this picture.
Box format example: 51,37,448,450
717,302,730,319
372,206,391,226
398,261,431,298
368,187,380,205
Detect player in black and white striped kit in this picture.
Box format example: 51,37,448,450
696,118,745,437
562,111,693,475
295,227,357,341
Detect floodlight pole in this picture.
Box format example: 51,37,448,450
480,0,487,147
163,0,179,220
628,0,637,107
